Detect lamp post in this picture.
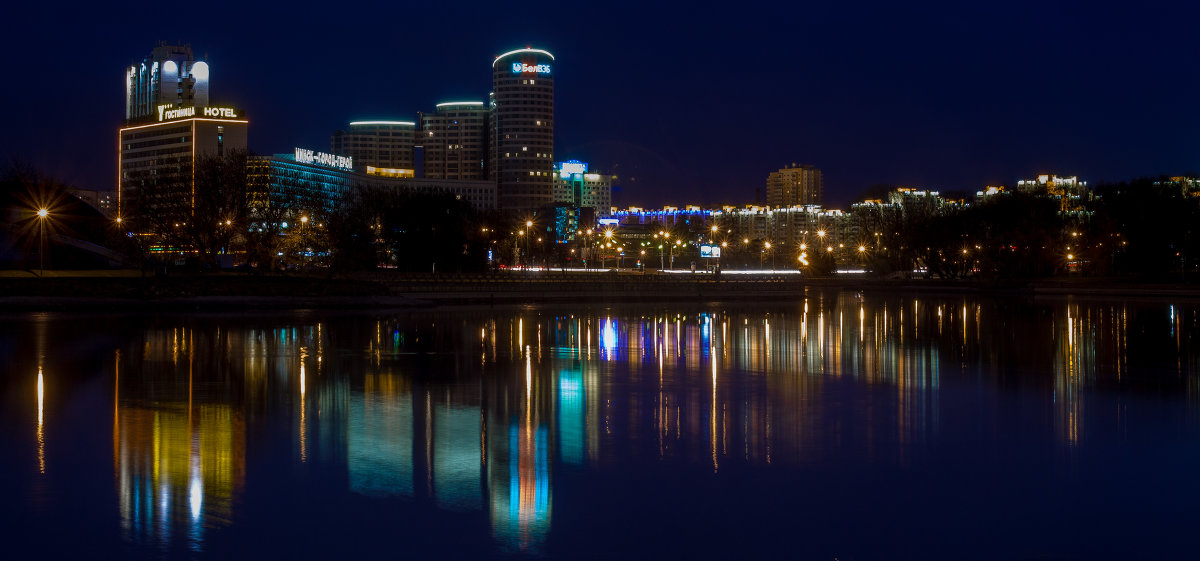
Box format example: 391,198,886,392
517,229,525,269
37,208,48,277
525,220,534,267
300,215,309,266
603,229,613,270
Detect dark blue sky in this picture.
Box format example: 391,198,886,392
2,1,1196,208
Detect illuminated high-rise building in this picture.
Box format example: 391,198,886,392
554,160,613,216
766,164,823,207
330,121,417,175
125,42,209,121
490,48,555,212
417,101,488,180
118,43,245,224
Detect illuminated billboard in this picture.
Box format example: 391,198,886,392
511,62,552,75
294,148,354,171
156,104,240,122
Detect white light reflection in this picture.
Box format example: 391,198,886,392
188,473,203,521
602,319,617,357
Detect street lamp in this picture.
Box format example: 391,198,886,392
36,208,48,277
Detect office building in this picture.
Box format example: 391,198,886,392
417,101,488,180
331,121,417,174
125,42,209,121
68,189,116,216
252,148,497,213
490,48,555,211
554,160,613,216
766,164,823,207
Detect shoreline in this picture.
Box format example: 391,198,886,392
0,271,1197,311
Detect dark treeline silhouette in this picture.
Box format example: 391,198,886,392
852,177,1199,281
327,185,486,273
1092,178,1199,280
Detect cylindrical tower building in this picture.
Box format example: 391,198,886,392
490,48,555,212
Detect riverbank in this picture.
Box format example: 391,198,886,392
0,270,1196,311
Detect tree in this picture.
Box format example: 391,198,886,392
123,150,250,270
244,155,333,271
1093,177,1200,280
326,185,482,272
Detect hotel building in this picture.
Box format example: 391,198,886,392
766,164,823,207
117,106,248,219
330,121,417,175
417,101,488,180
125,42,210,121
490,48,555,211
119,44,247,222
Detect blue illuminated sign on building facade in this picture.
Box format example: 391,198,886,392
511,62,552,75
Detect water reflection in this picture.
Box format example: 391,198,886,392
114,326,246,551
65,293,1200,555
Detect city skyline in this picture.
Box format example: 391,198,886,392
2,1,1198,209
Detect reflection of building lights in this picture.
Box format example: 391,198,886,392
37,365,44,474
602,319,618,356
558,369,584,466
189,473,203,521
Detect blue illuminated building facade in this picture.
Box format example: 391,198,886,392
249,151,498,223
248,153,356,218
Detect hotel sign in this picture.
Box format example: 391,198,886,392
511,62,551,74
157,104,240,122
295,148,353,171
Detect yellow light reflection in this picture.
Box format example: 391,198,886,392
37,365,45,474
711,351,718,473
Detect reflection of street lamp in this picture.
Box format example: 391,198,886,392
37,208,48,277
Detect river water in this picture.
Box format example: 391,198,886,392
2,290,1199,559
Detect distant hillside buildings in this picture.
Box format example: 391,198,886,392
766,164,823,207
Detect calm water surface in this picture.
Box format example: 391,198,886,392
2,291,1200,559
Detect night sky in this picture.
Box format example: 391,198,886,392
2,1,1197,208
